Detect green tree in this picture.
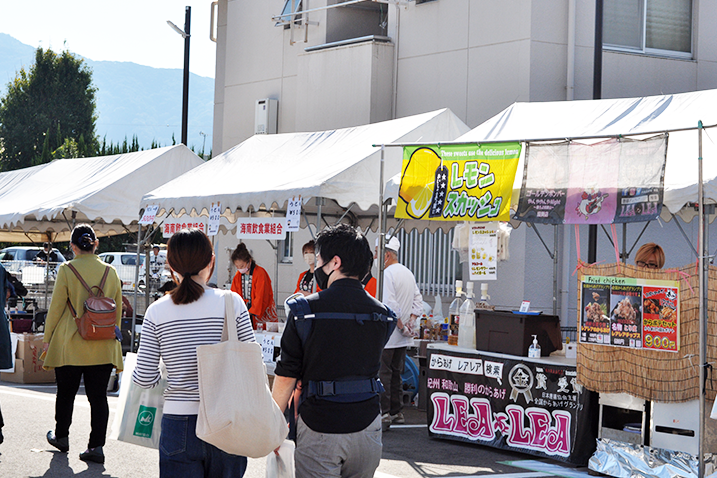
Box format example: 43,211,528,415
0,48,97,171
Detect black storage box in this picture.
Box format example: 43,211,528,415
474,310,562,357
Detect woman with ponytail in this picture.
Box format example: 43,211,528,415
133,228,255,477
43,224,123,464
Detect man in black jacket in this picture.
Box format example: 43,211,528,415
272,224,395,478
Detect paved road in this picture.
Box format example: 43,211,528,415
0,381,592,478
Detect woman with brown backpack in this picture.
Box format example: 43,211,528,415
42,224,123,464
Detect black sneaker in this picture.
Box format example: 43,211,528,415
79,446,105,464
46,431,69,453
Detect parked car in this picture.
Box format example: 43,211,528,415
0,246,67,284
98,252,147,291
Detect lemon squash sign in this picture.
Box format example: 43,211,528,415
397,143,520,221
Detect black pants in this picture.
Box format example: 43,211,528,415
380,347,406,416
54,364,113,449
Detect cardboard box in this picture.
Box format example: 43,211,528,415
1,357,55,383
1,333,55,384
16,333,45,361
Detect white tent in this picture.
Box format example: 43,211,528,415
142,109,470,231
455,88,717,220
0,145,205,243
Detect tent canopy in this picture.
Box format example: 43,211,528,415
143,109,470,231
0,145,204,243
456,88,717,218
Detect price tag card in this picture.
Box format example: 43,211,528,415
139,205,159,225
286,196,302,232
519,300,531,313
261,335,275,363
208,202,221,236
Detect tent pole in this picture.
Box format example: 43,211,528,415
316,197,323,233
553,225,558,316
621,223,627,263
131,223,143,354
377,145,386,302
698,121,705,478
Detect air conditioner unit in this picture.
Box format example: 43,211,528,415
255,98,278,134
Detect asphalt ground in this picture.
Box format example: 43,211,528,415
0,381,592,478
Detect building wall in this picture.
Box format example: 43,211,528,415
212,0,717,316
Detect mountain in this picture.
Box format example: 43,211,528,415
0,33,214,153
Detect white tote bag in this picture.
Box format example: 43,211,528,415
196,291,288,458
109,353,167,449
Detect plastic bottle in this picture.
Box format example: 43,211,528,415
528,334,541,358
457,282,476,349
432,295,443,320
448,280,463,339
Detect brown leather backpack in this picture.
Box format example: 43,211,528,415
65,263,117,340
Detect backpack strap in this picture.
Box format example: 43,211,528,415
285,295,397,345
65,263,93,294
305,377,385,403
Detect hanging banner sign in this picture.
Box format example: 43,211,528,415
396,143,521,222
580,275,679,352
236,217,287,240
162,217,208,238
427,347,597,465
469,223,498,280
286,196,302,232
139,205,159,225
516,135,667,224
207,203,221,236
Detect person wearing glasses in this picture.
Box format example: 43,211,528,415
634,243,665,270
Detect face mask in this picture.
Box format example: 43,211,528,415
238,266,249,274
304,253,315,267
373,258,378,269
314,263,333,290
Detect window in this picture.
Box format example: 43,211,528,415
275,0,302,27
604,0,692,58
280,232,294,264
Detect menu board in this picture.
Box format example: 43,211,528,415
580,275,679,352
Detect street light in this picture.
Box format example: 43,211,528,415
167,6,191,146
199,131,207,156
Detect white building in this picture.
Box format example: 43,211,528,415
209,0,715,323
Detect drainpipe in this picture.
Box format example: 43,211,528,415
391,2,400,119
561,0,576,322
567,0,576,101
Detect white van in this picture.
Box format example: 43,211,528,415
98,252,146,291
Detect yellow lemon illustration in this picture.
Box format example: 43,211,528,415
399,147,441,219
408,184,434,218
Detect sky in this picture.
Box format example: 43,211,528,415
0,0,217,78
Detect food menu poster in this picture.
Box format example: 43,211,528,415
580,275,679,352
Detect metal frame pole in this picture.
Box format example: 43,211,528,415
377,145,386,302
698,121,706,478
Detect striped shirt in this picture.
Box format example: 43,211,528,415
132,287,255,415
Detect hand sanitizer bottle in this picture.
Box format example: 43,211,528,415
528,334,541,358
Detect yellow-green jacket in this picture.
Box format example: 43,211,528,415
43,253,123,371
